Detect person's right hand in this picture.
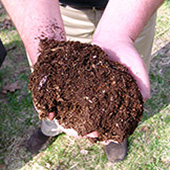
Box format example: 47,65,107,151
90,0,163,102
92,40,150,102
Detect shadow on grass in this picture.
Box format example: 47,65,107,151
142,41,170,121
0,38,38,169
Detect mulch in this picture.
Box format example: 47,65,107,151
28,38,144,143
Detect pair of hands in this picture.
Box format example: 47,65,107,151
35,40,150,145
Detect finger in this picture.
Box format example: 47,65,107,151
84,131,98,138
47,112,55,120
101,139,119,145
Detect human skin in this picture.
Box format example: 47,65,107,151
2,0,164,143
1,0,66,66
92,0,164,101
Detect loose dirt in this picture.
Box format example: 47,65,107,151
28,39,144,143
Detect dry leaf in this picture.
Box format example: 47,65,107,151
80,149,88,155
2,82,21,93
0,164,6,170
6,46,16,52
0,18,13,30
141,126,149,132
45,162,51,169
0,8,5,15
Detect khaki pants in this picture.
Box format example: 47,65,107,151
40,5,157,136
60,5,156,71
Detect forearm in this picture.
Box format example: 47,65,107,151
2,0,65,65
93,0,164,44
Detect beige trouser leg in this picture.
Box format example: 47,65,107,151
60,5,157,71
41,5,157,136
134,13,157,71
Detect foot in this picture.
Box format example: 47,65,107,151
104,138,128,163
26,128,50,154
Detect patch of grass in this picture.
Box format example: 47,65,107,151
0,9,38,168
21,104,170,170
21,135,108,170
153,0,170,53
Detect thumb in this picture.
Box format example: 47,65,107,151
47,112,55,120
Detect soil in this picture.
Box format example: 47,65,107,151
28,38,144,143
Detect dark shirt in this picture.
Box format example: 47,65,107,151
59,0,109,8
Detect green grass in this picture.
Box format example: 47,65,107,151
0,1,170,170
20,105,170,170
153,0,170,53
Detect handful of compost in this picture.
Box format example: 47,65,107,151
28,39,143,143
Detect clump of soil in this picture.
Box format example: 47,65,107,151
28,38,144,143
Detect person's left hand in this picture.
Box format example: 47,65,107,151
46,111,99,138
45,112,116,145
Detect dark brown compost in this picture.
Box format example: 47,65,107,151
28,39,144,143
